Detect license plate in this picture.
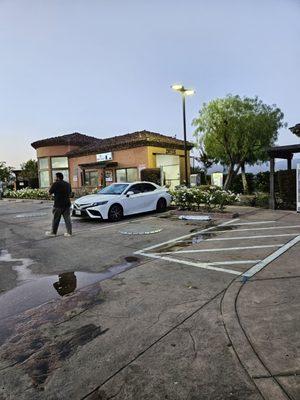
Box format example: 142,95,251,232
75,210,81,216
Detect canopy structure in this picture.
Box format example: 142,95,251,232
268,124,300,209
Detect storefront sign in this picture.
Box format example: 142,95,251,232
96,152,113,161
166,149,176,155
211,172,223,187
297,164,300,212
105,170,113,182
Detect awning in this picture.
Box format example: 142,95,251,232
78,161,118,169
268,144,300,159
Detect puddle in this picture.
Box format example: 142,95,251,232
210,225,235,231
154,224,236,253
0,250,140,320
154,232,217,253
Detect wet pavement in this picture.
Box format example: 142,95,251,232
0,200,299,399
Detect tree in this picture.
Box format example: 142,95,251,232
0,161,13,181
21,159,38,187
193,95,286,191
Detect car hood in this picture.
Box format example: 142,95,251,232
75,194,116,205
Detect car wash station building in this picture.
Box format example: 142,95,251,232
31,130,193,191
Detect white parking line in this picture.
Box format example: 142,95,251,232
154,244,283,255
206,260,261,265
208,225,300,234
243,235,300,279
226,220,276,226
203,233,298,242
143,253,241,275
219,218,240,226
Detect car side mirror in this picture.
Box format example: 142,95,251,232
126,191,134,197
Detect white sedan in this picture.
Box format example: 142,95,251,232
72,181,172,222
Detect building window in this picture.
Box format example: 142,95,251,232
52,169,69,183
38,157,50,188
39,157,49,170
85,170,98,186
51,157,69,182
39,170,50,188
51,157,68,169
116,168,138,183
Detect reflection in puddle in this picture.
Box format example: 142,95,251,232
0,250,140,320
53,272,77,296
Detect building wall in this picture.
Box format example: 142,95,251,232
34,144,191,189
69,154,97,189
68,146,149,189
36,145,78,158
147,146,191,183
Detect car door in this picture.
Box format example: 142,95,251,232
138,183,158,211
123,183,145,215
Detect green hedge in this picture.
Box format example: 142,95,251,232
4,188,51,200
170,186,239,212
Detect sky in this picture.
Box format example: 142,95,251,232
0,0,300,168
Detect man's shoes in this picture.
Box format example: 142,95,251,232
64,233,72,237
45,231,56,237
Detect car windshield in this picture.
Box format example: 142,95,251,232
98,184,129,195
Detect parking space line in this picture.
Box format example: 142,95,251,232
226,220,276,226
242,235,300,279
219,218,240,226
206,225,300,234
154,244,283,255
203,233,298,242
208,260,261,265
142,253,241,275
134,218,238,254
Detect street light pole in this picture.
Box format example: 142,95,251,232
182,93,189,186
171,84,195,187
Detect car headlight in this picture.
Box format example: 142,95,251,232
91,201,108,206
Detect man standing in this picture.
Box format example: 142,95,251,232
46,172,72,237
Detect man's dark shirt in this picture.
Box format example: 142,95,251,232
49,180,72,208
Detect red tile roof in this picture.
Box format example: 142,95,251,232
31,130,194,155
31,132,100,149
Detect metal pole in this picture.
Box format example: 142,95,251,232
269,158,276,210
182,93,189,186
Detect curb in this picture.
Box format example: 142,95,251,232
221,278,290,400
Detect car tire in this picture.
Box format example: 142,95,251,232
108,204,123,222
156,198,167,213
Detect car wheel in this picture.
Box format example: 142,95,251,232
156,198,167,212
108,204,123,222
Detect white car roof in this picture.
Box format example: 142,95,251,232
114,181,159,186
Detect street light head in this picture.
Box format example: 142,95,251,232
184,89,195,96
171,84,184,91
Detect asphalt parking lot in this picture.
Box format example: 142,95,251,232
0,200,299,400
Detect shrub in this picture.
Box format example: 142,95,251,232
141,168,161,185
255,171,270,193
170,186,239,212
4,188,51,200
254,192,269,208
